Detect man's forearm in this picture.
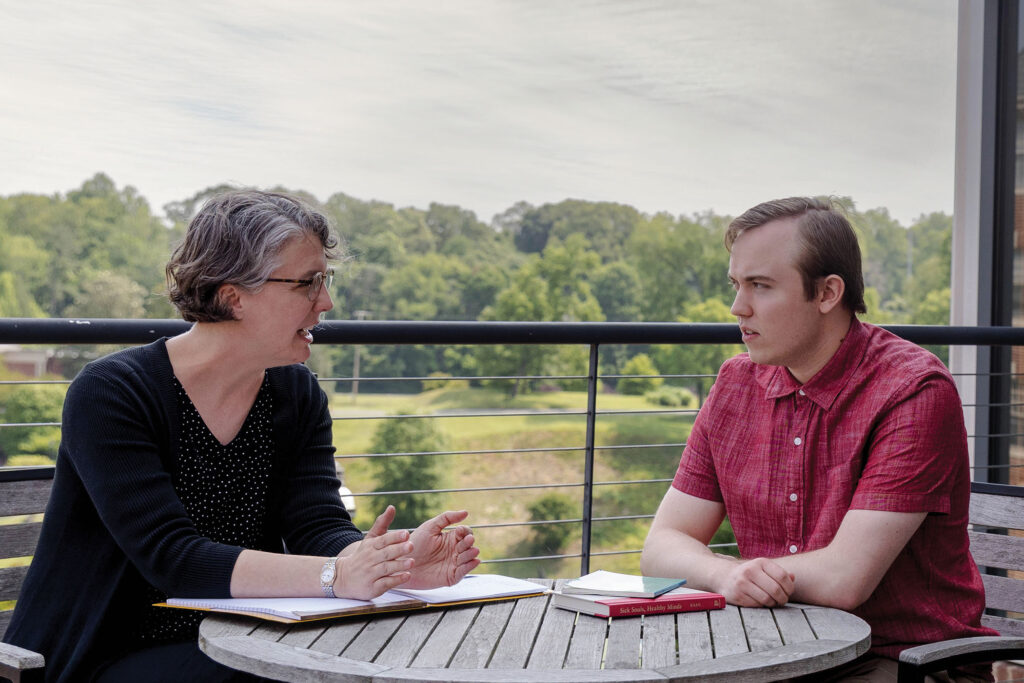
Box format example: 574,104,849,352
768,509,928,611
641,528,738,591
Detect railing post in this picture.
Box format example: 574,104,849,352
580,343,599,575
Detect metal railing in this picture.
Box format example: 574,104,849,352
2,318,1024,577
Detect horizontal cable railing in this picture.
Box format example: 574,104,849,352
2,318,1024,577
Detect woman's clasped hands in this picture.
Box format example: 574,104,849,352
335,505,481,600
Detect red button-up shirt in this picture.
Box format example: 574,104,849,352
673,319,996,657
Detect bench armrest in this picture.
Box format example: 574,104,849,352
0,641,44,683
898,636,1024,683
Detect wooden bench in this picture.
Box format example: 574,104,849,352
0,466,52,683
898,481,1024,682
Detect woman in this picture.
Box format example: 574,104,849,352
2,190,480,682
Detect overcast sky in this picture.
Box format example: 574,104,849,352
1,0,957,226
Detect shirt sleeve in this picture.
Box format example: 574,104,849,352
850,373,967,514
672,376,725,503
274,370,365,556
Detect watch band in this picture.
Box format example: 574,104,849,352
320,556,338,598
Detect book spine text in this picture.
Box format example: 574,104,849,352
607,597,724,617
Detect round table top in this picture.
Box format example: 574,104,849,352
199,579,871,683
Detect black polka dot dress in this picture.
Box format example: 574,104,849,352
134,374,274,645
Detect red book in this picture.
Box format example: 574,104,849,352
551,586,725,618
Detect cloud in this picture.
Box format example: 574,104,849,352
0,0,957,225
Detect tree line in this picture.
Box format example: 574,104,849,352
0,172,952,393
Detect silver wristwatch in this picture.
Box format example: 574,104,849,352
320,556,338,598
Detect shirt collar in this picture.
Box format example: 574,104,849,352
755,317,867,409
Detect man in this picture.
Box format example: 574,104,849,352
641,197,996,680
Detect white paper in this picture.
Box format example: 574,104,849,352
392,574,543,603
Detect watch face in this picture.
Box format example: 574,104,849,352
321,567,333,583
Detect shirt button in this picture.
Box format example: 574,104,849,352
789,493,798,502
798,389,806,396
794,437,802,446
789,545,798,554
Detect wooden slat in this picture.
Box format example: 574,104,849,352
983,614,1024,637
774,605,816,644
603,616,641,669
376,611,445,667
971,492,1024,530
708,606,748,657
639,614,677,668
0,567,30,603
970,530,1024,571
341,611,405,662
306,618,366,656
203,633,389,682
981,574,1024,614
804,606,872,649
740,607,784,652
487,587,551,668
525,585,576,670
659,639,865,681
0,523,42,561
250,620,290,644
899,635,1024,666
0,480,51,518
277,621,329,650
562,611,607,669
0,610,12,638
448,601,516,670
675,611,714,664
410,606,478,668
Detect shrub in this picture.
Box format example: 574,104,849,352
617,354,663,395
517,493,579,570
0,384,65,461
643,385,697,408
421,372,453,391
368,415,445,529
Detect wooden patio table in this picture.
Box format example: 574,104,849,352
198,579,871,682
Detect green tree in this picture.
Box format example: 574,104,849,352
513,199,640,260
850,205,910,302
0,271,46,318
368,416,445,529
0,384,65,462
72,271,148,319
652,298,743,398
380,254,470,320
519,493,577,564
617,354,663,395
904,212,953,324
592,262,643,322
324,193,435,266
476,269,554,396
0,174,172,318
424,203,492,254
0,230,49,316
628,212,731,322
162,183,241,224
477,235,605,396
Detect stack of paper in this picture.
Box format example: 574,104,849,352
158,573,546,623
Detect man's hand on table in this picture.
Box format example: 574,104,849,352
713,556,795,607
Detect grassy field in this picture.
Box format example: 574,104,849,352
330,386,696,576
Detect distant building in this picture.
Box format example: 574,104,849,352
0,345,52,378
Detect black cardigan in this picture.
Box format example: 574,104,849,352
2,339,364,682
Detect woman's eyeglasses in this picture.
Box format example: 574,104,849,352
265,268,335,301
